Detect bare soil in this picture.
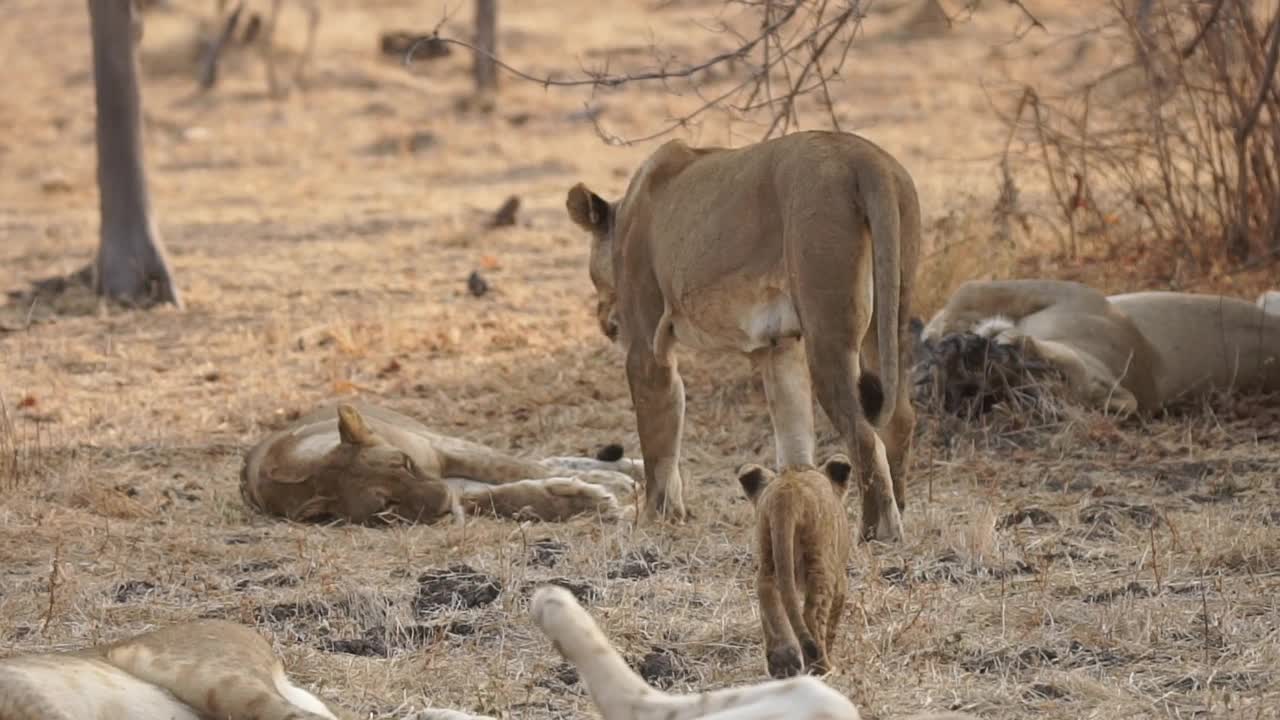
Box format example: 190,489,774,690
1,1,1277,718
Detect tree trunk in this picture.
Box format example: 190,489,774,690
88,0,181,307
473,0,498,92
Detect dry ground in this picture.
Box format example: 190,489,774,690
1,0,1278,718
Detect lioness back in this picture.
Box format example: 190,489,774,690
739,455,853,678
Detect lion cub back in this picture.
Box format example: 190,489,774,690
739,455,853,678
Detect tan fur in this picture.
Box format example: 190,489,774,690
922,279,1280,413
738,455,853,678
529,585,975,720
0,620,341,720
240,402,641,525
566,130,922,543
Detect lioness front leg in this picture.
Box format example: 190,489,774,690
626,346,688,522
753,339,817,467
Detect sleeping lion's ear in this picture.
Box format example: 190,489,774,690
737,464,774,503
337,404,376,446
566,183,611,234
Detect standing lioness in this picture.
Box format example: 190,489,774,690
738,455,853,678
567,130,921,542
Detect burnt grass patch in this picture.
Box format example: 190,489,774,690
880,550,1036,587
607,548,670,580
321,620,481,658
520,577,601,603
528,539,569,567
414,564,502,616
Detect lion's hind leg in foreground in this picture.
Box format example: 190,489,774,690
529,585,862,720
0,620,340,720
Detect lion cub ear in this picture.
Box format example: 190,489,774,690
821,453,853,496
566,183,611,234
737,464,775,503
337,404,376,446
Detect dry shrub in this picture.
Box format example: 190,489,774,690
912,330,1072,424
1009,0,1280,276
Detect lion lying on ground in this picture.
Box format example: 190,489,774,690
567,129,921,543
530,585,974,720
240,402,642,525
0,619,491,720
738,454,853,678
919,279,1280,414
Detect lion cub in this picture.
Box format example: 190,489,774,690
738,455,853,678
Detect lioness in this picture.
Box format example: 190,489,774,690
0,619,493,720
737,454,853,678
240,402,642,525
920,279,1280,413
530,585,976,720
567,130,921,542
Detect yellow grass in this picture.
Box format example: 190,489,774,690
0,1,1277,718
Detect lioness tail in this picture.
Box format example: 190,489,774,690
861,167,902,428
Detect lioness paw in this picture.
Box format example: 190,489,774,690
767,645,804,679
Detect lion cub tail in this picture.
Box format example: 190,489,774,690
769,499,815,658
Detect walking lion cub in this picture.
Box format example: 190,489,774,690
737,454,854,678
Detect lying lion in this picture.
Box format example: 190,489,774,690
240,402,642,525
920,279,1280,414
0,619,492,720
530,585,974,720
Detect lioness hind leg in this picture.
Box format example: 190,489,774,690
861,319,917,513
804,335,903,543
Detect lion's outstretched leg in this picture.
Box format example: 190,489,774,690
453,477,622,522
529,585,862,720
626,346,688,522
752,339,816,467
1020,337,1139,415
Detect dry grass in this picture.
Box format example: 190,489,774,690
0,1,1278,718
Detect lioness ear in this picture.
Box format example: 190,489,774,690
821,453,853,494
737,464,774,502
337,404,376,446
566,182,611,234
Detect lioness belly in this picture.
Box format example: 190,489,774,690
0,657,200,720
672,291,801,353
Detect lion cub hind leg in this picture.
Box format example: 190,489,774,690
102,620,339,720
